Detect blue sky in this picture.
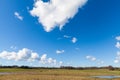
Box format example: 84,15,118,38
0,0,120,67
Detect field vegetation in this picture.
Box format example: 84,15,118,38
0,66,120,80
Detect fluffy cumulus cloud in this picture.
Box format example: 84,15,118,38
56,50,64,54
0,48,62,65
40,54,57,64
72,37,77,43
30,0,87,32
0,48,39,61
40,54,47,61
14,12,23,20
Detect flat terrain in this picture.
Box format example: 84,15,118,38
0,68,120,80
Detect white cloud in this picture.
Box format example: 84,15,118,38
116,36,120,41
29,52,39,61
30,0,87,32
114,60,119,63
47,58,53,64
40,54,57,64
0,48,39,61
86,56,96,61
117,51,120,56
72,37,77,43
14,12,23,20
114,36,120,63
62,35,78,44
40,54,47,61
115,42,120,49
59,61,63,65
56,50,64,54
114,51,120,64
63,35,71,38
86,55,104,64
0,48,63,66
40,54,47,64
48,58,56,64
97,60,104,65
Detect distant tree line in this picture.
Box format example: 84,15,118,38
0,65,119,71
60,65,118,71
0,65,59,69
0,65,30,69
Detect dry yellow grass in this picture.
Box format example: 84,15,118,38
0,68,120,80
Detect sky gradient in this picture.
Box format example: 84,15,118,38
0,0,120,67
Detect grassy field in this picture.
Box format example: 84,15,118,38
0,68,120,80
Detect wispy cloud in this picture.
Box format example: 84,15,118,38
115,42,120,49
115,36,120,49
86,55,104,64
114,36,120,63
116,36,120,41
86,56,96,61
14,12,23,20
30,0,87,32
63,35,78,43
97,60,104,65
10,46,17,50
114,51,120,63
59,61,63,65
63,35,71,38
56,50,64,54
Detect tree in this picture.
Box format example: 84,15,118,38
108,65,114,70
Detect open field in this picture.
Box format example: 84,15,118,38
0,68,120,80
